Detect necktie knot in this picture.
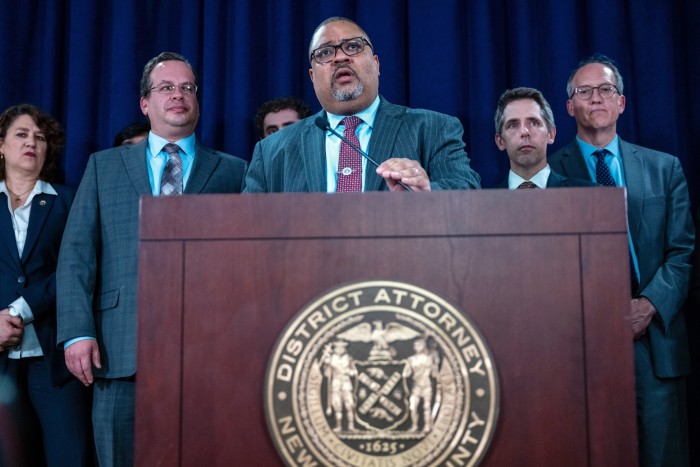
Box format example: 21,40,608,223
592,148,608,162
517,181,539,189
164,143,181,158
341,116,362,132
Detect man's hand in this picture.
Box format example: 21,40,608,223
65,339,102,386
631,297,657,339
376,158,431,191
0,308,23,350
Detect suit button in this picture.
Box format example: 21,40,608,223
17,276,25,284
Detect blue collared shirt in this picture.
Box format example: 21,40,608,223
324,95,381,193
576,135,641,284
146,132,197,195
576,135,625,186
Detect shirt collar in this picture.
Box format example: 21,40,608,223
326,95,381,131
576,134,620,160
0,179,56,197
147,131,196,159
508,164,551,189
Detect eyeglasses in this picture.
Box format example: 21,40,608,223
310,37,373,64
148,82,198,95
570,84,619,100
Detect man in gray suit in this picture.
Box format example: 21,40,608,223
492,86,595,189
56,52,247,466
549,54,695,466
244,16,480,193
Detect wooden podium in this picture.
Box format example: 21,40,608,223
134,189,637,466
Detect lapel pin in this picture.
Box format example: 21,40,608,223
39,200,47,206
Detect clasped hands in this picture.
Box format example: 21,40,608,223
0,308,23,352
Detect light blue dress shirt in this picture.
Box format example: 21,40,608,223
146,132,196,194
576,135,641,283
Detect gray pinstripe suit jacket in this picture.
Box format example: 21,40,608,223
244,97,481,192
56,140,247,378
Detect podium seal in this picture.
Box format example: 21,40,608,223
265,281,499,466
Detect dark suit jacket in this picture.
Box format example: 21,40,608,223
56,141,247,378
492,169,597,188
0,184,75,386
244,97,481,192
549,138,695,377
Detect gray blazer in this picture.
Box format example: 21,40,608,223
56,140,247,378
549,138,695,377
244,97,481,192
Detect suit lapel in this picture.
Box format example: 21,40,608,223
546,171,564,187
558,141,592,181
185,144,219,194
0,194,21,266
365,98,402,191
619,139,643,237
123,141,153,196
21,193,55,262
300,113,327,192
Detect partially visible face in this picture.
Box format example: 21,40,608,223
566,63,625,133
309,20,380,115
262,108,302,138
121,133,148,146
495,99,555,174
140,60,199,139
0,114,47,178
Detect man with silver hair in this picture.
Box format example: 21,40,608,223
549,54,694,466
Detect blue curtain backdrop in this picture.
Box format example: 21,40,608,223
0,0,697,205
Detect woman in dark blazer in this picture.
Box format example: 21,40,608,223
0,104,92,466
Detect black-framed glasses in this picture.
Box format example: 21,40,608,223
310,37,373,64
148,82,198,95
570,84,619,100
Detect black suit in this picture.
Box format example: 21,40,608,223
0,184,92,466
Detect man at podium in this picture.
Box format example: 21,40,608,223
244,16,480,193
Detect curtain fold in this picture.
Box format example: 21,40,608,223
0,0,697,203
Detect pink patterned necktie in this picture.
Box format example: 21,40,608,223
336,116,363,192
160,143,183,196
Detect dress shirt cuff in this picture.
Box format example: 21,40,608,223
64,336,97,350
9,297,33,324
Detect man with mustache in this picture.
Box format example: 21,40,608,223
244,16,480,193
56,52,247,466
492,87,594,189
549,54,694,466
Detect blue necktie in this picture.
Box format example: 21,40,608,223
593,149,616,187
592,149,639,295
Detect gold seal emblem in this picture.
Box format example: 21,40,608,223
265,281,499,466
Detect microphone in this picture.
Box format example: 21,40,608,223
314,117,413,191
